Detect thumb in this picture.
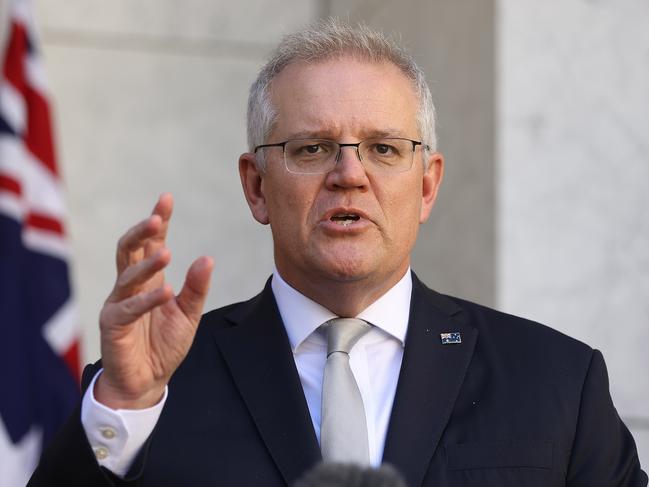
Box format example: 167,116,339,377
176,256,214,324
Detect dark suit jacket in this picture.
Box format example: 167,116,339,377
29,273,647,486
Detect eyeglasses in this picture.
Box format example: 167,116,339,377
254,137,428,174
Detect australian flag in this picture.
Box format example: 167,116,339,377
0,1,80,485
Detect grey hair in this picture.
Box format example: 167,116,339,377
247,18,437,170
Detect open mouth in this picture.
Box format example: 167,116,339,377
330,213,361,226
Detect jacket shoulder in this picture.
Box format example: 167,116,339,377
197,283,271,332
412,276,595,375
446,293,592,355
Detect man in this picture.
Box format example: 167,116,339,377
30,19,646,487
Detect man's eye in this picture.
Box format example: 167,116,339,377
372,143,398,156
304,145,321,154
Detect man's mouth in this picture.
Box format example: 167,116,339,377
330,213,361,226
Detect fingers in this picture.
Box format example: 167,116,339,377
107,194,211,330
176,256,214,325
144,193,174,258
152,192,173,221
115,193,174,273
115,215,161,273
101,285,174,327
110,247,171,302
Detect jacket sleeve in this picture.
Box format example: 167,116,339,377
567,349,647,486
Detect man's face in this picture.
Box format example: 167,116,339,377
240,56,443,304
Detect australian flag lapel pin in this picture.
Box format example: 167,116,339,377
440,332,462,345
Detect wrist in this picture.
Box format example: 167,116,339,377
94,373,166,410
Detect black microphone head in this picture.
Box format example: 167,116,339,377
293,462,407,487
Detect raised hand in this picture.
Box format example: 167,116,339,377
94,193,214,409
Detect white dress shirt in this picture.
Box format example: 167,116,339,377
273,269,411,465
81,269,412,475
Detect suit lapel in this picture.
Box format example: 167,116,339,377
213,281,321,485
382,274,478,486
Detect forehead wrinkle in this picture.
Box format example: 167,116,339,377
281,112,413,140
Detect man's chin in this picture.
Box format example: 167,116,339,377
314,257,377,284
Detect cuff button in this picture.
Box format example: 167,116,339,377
100,427,116,439
94,447,109,460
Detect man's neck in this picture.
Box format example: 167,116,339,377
274,266,411,317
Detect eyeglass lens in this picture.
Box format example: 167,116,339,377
284,138,416,174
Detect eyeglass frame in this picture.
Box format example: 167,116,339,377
253,137,429,174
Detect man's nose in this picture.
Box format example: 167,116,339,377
335,144,362,164
325,145,369,190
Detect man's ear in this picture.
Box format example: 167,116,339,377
239,153,269,224
419,152,444,224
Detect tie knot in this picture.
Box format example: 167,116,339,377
325,318,370,355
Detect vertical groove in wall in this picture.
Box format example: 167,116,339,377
492,0,502,307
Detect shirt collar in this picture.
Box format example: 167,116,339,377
271,268,412,352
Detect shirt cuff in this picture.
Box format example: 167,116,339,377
80,369,168,478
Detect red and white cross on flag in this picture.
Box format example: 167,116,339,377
0,0,81,485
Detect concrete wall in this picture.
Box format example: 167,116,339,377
498,0,649,466
331,0,648,466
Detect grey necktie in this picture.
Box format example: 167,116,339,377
320,318,371,465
